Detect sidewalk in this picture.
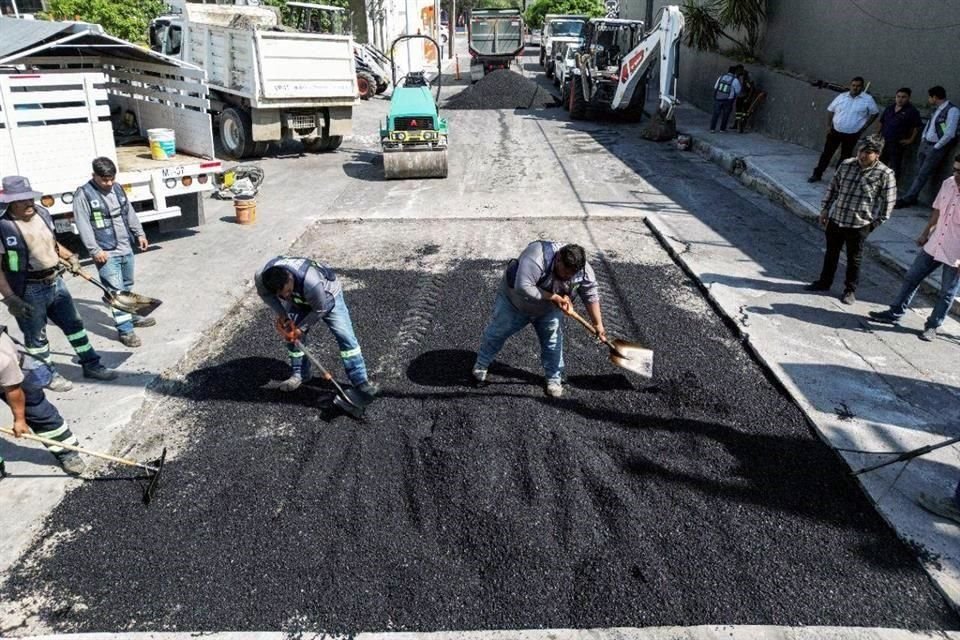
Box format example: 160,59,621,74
642,103,960,613
674,103,959,317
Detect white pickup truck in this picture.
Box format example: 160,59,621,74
0,18,220,234
150,1,357,159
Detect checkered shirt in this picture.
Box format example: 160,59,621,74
821,158,897,228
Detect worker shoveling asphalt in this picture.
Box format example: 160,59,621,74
255,256,379,416
470,240,649,398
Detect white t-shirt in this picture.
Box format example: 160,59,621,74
828,92,880,134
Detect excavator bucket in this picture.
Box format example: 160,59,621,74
383,147,448,179
641,108,676,141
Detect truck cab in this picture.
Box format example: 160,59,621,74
539,14,586,78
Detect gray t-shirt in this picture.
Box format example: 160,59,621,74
72,185,143,258
254,258,342,329
505,241,599,317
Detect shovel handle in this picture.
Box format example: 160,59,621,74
0,426,157,472
565,307,608,344
61,260,112,296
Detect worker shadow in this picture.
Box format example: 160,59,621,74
405,348,634,391
153,355,344,420
71,297,124,340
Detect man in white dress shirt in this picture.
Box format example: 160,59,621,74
808,77,880,183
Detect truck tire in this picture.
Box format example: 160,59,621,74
357,71,377,100
545,61,554,79
220,107,255,159
252,142,270,156
561,78,570,110
376,81,388,95
621,79,647,123
539,50,545,67
569,75,588,120
303,134,343,153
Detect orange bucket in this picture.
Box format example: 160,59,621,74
234,195,256,225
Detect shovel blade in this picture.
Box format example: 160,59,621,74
143,448,166,505
608,338,653,381
105,291,163,317
333,392,366,419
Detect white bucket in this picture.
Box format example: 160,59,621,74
147,128,176,160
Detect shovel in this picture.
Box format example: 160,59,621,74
0,426,166,504
565,307,654,381
61,260,162,318
274,318,372,419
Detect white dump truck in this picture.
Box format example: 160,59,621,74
0,18,220,233
149,1,357,158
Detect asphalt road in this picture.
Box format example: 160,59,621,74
1,50,958,635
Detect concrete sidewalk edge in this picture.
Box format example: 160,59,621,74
686,135,960,318
643,212,960,616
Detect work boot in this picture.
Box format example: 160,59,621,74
472,367,487,383
276,374,302,392
119,332,142,348
82,363,118,381
57,452,86,476
840,290,856,305
807,174,821,183
545,380,563,398
920,327,937,342
356,381,380,398
868,309,900,324
133,316,157,328
917,492,960,526
46,372,73,392
804,281,830,292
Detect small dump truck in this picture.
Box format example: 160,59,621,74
468,9,524,80
150,0,356,158
0,18,219,233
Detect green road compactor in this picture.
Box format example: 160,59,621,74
381,35,449,179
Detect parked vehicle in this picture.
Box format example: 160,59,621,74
150,0,356,158
539,14,586,79
355,42,392,100
0,18,219,233
557,43,580,97
468,9,524,80
568,5,684,137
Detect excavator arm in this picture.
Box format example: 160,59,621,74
610,5,684,113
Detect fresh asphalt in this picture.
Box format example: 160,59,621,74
1,46,958,637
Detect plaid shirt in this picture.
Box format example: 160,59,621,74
821,158,897,228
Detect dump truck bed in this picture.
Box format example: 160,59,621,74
469,9,524,59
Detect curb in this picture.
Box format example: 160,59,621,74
644,212,960,617
686,135,960,319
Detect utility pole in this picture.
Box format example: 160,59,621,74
448,0,456,59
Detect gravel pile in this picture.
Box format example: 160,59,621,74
445,70,558,110
3,256,957,634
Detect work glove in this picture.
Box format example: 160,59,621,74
65,254,82,275
276,375,303,392
3,296,34,319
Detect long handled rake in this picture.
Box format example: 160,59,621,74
0,427,166,504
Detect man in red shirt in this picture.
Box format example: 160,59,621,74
869,154,960,341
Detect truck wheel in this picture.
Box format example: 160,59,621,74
561,79,570,110
322,135,343,151
220,107,254,159
545,62,554,79
252,142,270,156
569,75,588,120
357,72,377,100
376,81,389,95
539,50,545,67
302,135,342,153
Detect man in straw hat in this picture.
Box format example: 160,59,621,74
805,135,898,305
0,175,118,391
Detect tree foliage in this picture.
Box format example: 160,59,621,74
681,0,765,60
43,0,166,43
524,0,603,30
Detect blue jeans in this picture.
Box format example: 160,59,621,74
475,288,564,383
885,250,960,329
97,253,137,335
16,277,100,368
902,141,948,202
710,98,735,131
286,292,368,386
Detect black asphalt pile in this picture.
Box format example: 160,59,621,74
4,257,957,634
445,70,558,110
